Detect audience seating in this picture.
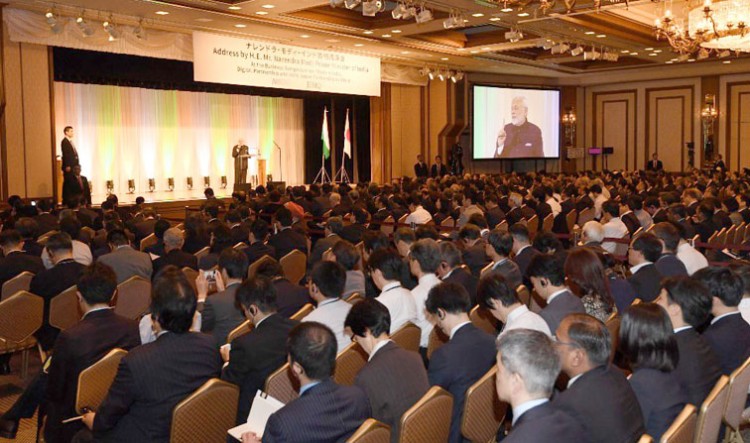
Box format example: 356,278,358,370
381,216,395,236
280,249,306,285
1,271,35,301
226,320,253,344
426,327,449,361
290,303,314,321
390,322,421,353
264,363,299,404
578,207,594,226
398,386,453,443
232,242,248,251
604,312,621,362
638,435,653,443
468,306,498,335
527,215,538,239
345,292,364,304
194,246,210,260
37,230,56,245
660,404,696,443
397,214,408,226
170,378,239,443
247,254,275,278
565,210,578,232
541,214,554,233
613,235,630,257
495,220,508,232
113,276,152,320
461,366,507,443
48,285,81,332
181,267,199,295
722,357,750,442
516,285,531,307
694,375,729,443
139,233,158,252
346,418,391,443
0,291,43,378
479,262,494,278
76,348,128,414
631,298,642,306
80,226,96,241
334,342,368,386
441,217,455,229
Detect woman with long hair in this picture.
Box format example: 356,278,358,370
564,247,616,322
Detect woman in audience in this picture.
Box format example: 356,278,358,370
600,251,638,312
182,213,210,254
564,247,616,322
533,232,568,266
198,224,234,270
619,303,687,440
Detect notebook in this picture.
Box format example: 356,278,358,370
227,391,285,440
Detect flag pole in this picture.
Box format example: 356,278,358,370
335,108,351,184
314,107,331,184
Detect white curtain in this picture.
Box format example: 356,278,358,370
53,82,305,196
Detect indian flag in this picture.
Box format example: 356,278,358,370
322,108,331,159
343,109,351,159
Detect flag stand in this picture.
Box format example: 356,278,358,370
334,159,350,184
314,107,332,185
313,152,331,184
334,108,351,184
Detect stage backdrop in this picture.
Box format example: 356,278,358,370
53,82,304,198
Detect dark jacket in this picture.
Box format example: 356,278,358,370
244,241,276,265
674,328,723,406
152,249,198,276
200,283,246,347
627,263,662,302
268,228,307,260
273,278,313,318
540,290,586,335
512,246,540,283
655,254,688,278
443,267,479,305
629,368,688,441
703,312,750,375
0,250,44,290
505,402,590,443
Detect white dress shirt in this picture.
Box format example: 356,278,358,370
602,217,629,254
739,299,750,325
410,273,442,347
546,197,562,218
368,339,392,362
512,399,549,426
303,297,353,353
376,282,417,334
42,239,93,269
593,194,607,219
677,242,708,276
500,305,551,337
629,262,653,275
405,206,433,226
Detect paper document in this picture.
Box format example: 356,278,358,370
227,391,285,440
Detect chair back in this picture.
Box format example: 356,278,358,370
725,225,737,246
170,379,239,443
440,217,455,229
631,298,642,306
398,386,453,443
566,210,578,232
49,285,81,331
345,292,364,304
694,375,730,443
1,271,35,301
346,418,391,443
139,233,157,252
280,249,307,285
516,285,531,307
479,262,494,278
397,214,408,226
0,291,43,343
381,216,395,236
264,363,300,404
233,242,248,251
724,356,750,432
334,342,368,386
604,313,621,362
541,214,554,232
469,306,498,335
660,404,696,443
226,320,253,344
248,254,276,278
37,230,57,245
80,226,96,241
290,303,314,321
76,348,128,414
194,246,210,260
613,236,630,257
181,267,199,295
637,435,653,443
461,367,507,443
578,207,595,226
495,220,508,232
114,276,152,320
527,215,538,239
426,327,449,360
391,322,421,353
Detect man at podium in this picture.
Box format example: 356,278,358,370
233,140,249,185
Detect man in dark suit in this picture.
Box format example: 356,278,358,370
60,126,79,198
437,242,478,304
528,254,586,334
656,276,722,406
509,223,540,284
430,155,448,178
553,314,645,442
339,208,369,244
310,217,342,268
694,201,720,242
34,199,59,236
241,322,370,443
197,249,248,348
484,230,523,289
484,194,506,229
244,219,276,265
226,210,249,246
62,165,91,207
0,229,44,290
256,259,312,318
458,224,489,278
413,154,428,178
668,204,697,240
143,219,170,258
694,267,750,375
627,233,664,302
97,229,153,284
426,282,497,443
496,329,590,443
652,223,689,277
152,228,198,276
222,274,297,423
497,96,544,158
81,266,221,441
268,207,307,260
0,263,140,441
29,232,86,351
646,153,664,171
346,299,429,442
132,208,159,246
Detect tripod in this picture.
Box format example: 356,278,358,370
313,152,331,184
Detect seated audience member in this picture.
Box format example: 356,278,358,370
222,275,297,424
619,303,688,440
408,239,442,355
328,240,365,299
15,217,44,257
600,200,629,254
509,223,540,276
340,207,370,244
310,216,343,267
693,267,750,375
694,201,719,243
672,222,708,276
458,224,489,278
533,232,568,268
34,199,59,236
197,248,248,347
345,299,430,442
436,241,478,304
182,214,210,254
244,219,276,264
426,282,496,443
484,229,523,289
152,228,198,275
527,254,585,334
0,263,140,442
97,229,153,284
30,232,87,352
565,248,616,323
131,207,159,245
627,233,664,302
268,207,306,260
478,273,550,337
367,249,417,333
303,261,352,353
42,217,92,269
144,219,170,257
0,229,44,290
199,224,234,270
405,193,433,226
80,266,221,441
484,193,506,229
496,330,589,443
393,227,415,259
601,252,638,312
227,210,249,246
580,220,606,252
553,314,645,442
655,276,722,406
729,261,750,324
651,222,689,277
241,322,370,443
255,259,312,318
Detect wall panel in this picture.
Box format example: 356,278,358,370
727,83,750,172
646,87,693,171
592,91,636,171
389,83,423,178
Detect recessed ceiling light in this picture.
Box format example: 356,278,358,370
630,52,638,56
325,38,340,43
472,13,484,17
382,34,392,38
482,47,490,50
666,61,673,64
649,53,658,56
300,34,310,38
644,47,654,51
620,49,630,53
354,43,364,47
517,12,529,17
723,60,731,64
489,17,501,21
228,6,241,10
195,18,213,22
441,57,449,60
687,58,695,62
363,30,374,34
501,7,513,12
596,34,606,38
401,51,410,54
391,30,402,33
261,4,275,8
470,50,479,53
653,49,662,53
463,19,470,22
235,24,247,28
584,31,596,35
255,11,269,15
155,11,169,15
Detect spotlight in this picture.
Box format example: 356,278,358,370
344,0,361,9
419,67,430,77
127,179,135,194
505,29,523,43
186,177,193,190
583,48,601,60
392,2,406,19
221,176,228,189
428,69,435,80
551,43,570,54
450,71,464,83
133,19,146,40
542,40,554,50
362,0,384,17
148,178,155,192
415,8,434,24
402,5,417,19
677,53,690,62
330,0,345,6
718,50,731,58
168,177,174,191
106,180,114,195
437,70,445,81
204,176,211,188
45,11,62,34
76,16,94,37
571,45,584,56
103,20,119,41
443,11,465,29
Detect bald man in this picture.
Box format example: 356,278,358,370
498,96,543,158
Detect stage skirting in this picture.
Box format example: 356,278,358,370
53,82,305,202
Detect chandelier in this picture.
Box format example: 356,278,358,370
655,0,750,55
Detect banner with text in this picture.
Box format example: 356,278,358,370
193,31,381,96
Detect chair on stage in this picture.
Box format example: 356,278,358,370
181,267,199,295
1,271,35,301
76,348,128,414
398,386,453,443
461,366,507,443
264,363,300,404
469,306,498,335
113,276,151,320
722,357,750,442
226,320,253,345
0,291,43,379
290,303,314,321
347,419,391,443
660,404,696,443
280,250,306,285
391,322,421,353
49,285,81,332
248,255,275,279
694,375,729,443
426,327,449,360
170,379,239,443
334,342,368,386
139,233,158,252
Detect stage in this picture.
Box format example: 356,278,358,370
90,189,234,222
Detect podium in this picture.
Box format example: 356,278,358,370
234,156,267,192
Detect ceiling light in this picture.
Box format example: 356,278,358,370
345,0,362,9
596,34,606,38
620,49,630,53
551,43,570,54
517,12,530,17
155,11,169,15
653,49,662,53
584,31,596,35
666,61,674,64
76,16,94,37
45,11,62,34
451,71,464,83
419,67,431,77
505,29,523,43
490,17,501,21
325,39,340,43
470,50,479,53
195,18,213,22
428,70,435,80
354,43,364,47
261,4,275,8
416,8,434,24
441,57,449,61
392,30,402,33
102,20,119,41
228,6,242,10
583,48,600,60
300,34,310,38
362,0,385,16
571,45,584,56
363,30,374,34
644,47,654,51
501,7,513,12
235,24,247,28
133,19,146,39
437,70,445,81
649,52,658,56
687,58,696,62
723,60,731,64
443,11,466,29
472,13,485,17
630,52,639,56
677,54,690,62
541,40,554,50
401,51,410,54
255,11,269,15
382,34,392,38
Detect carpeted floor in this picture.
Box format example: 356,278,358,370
0,351,42,443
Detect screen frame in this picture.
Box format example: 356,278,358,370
470,83,563,161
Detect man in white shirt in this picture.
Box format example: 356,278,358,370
408,239,442,352
600,200,629,254
42,217,92,269
676,238,708,276
543,186,562,218
477,273,550,337
303,261,352,353
368,249,417,333
404,194,432,226
590,184,607,220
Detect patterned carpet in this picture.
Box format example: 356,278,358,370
0,351,42,443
